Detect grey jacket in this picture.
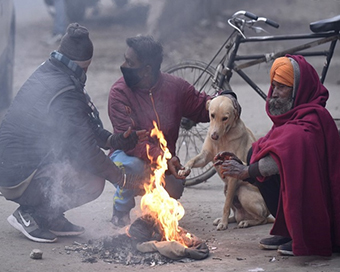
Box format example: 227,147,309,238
0,52,122,187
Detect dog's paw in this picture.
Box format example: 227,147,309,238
213,218,228,230
178,167,191,177
238,220,250,228
213,217,220,226
217,222,228,230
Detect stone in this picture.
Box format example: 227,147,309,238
30,249,43,259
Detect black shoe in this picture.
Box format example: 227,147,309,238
48,214,85,236
278,240,294,256
7,207,57,243
259,235,292,250
110,207,131,227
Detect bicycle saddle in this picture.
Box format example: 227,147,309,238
310,14,340,33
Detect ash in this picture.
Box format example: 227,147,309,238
65,234,181,266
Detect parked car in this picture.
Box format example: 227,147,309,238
0,0,15,110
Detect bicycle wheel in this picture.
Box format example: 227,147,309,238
163,60,227,186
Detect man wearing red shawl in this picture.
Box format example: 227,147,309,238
214,55,340,256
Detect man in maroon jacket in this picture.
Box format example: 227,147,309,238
108,35,211,227
215,55,340,256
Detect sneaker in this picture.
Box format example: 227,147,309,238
48,214,85,236
110,208,131,227
259,235,292,250
277,240,294,256
7,207,57,243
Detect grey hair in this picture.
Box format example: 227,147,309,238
289,57,300,101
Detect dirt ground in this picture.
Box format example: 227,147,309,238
1,0,340,271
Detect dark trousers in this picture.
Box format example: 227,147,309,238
246,148,280,217
13,162,105,220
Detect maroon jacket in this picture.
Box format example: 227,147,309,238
108,72,210,161
251,55,340,256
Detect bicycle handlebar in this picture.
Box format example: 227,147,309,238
232,10,280,29
263,18,280,28
244,11,258,20
233,10,258,20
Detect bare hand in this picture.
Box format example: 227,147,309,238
136,129,149,142
110,127,148,151
213,151,243,165
167,156,186,180
123,127,149,142
213,151,249,180
122,126,133,138
218,159,249,180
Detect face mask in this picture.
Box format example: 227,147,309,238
120,66,143,88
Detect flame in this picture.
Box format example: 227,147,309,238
140,121,187,246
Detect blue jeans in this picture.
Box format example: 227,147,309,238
110,150,185,213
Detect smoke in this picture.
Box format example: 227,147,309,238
33,160,104,221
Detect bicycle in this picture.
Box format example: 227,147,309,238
164,10,340,186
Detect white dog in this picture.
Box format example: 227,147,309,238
179,93,273,230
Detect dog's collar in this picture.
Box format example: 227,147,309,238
213,89,242,118
216,90,238,100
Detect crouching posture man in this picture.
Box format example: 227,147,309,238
215,55,340,256
0,23,148,243
108,35,210,227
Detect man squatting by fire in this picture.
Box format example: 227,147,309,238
108,35,211,227
0,23,148,243
215,55,340,256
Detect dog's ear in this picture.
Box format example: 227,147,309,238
228,96,242,120
206,99,211,110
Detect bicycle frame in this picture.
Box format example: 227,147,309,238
215,28,339,100
163,12,340,186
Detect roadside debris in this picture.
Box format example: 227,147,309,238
30,249,43,259
65,235,175,266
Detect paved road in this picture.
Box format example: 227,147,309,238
1,1,340,271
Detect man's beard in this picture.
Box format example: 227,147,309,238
268,97,294,116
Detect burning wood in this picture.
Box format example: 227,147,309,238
127,214,163,243
141,121,188,246
127,215,209,260
64,122,209,265
128,215,201,248
125,122,209,260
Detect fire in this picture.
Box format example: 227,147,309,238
140,121,187,246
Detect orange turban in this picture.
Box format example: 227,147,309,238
270,57,294,87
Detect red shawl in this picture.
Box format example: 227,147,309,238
251,55,340,256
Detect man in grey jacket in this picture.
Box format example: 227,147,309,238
0,23,147,243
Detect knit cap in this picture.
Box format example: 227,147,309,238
270,57,294,87
57,23,93,61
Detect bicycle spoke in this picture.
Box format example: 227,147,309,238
176,132,192,163
164,61,218,184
